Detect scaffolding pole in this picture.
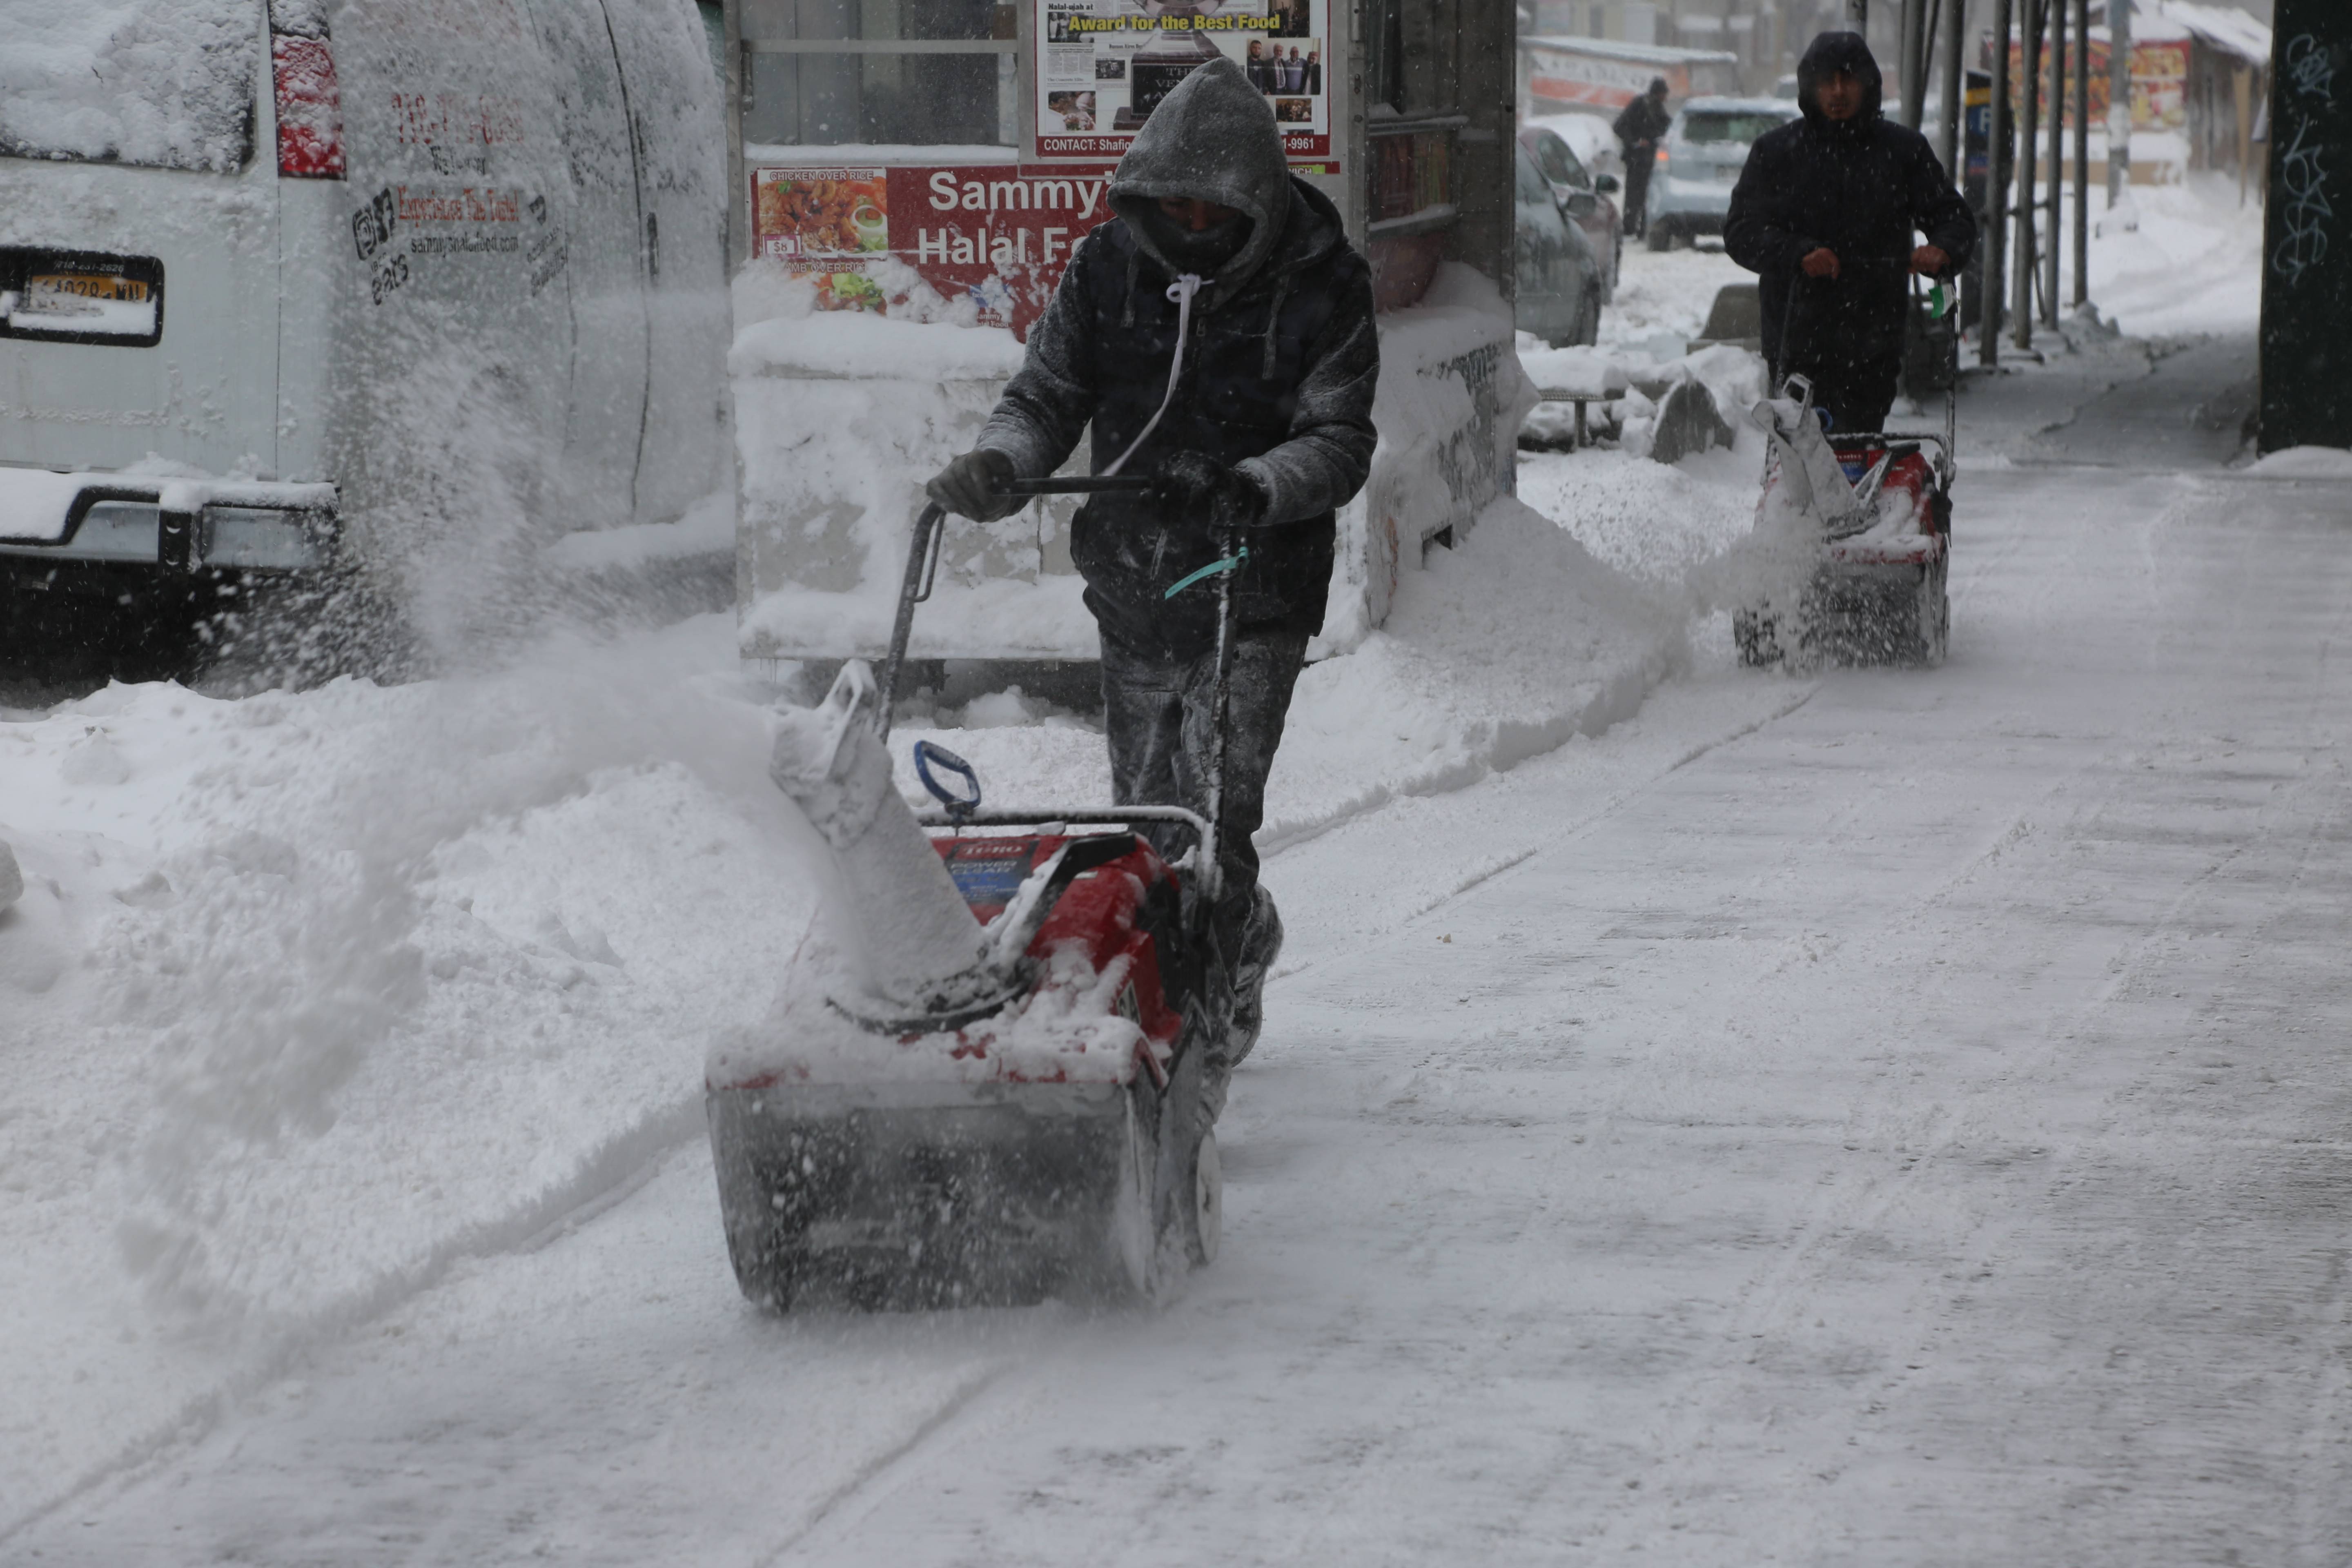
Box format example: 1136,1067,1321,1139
1982,0,2012,364
2014,0,2040,349
2043,0,2064,326
1939,0,1964,181
2071,0,2090,307
2107,0,2133,205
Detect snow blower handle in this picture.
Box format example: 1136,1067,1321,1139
912,739,983,822
997,476,1159,497
877,502,947,739
877,478,1160,737
1198,523,1242,909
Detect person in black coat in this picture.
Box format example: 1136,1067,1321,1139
923,58,1379,1100
1612,78,1672,236
1724,31,1976,434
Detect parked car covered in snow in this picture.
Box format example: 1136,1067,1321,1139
0,0,729,669
1644,96,1798,251
1519,116,1622,300
1513,140,1603,348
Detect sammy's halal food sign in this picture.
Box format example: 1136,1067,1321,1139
1033,0,1330,161
749,165,1116,338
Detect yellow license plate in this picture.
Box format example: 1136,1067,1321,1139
24,273,151,311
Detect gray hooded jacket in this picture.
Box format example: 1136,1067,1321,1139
977,56,1379,651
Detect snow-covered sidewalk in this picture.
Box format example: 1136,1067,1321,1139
18,337,2352,1562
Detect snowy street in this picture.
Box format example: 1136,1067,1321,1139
14,312,2352,1563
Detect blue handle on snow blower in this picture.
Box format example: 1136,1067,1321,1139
912,739,983,822
1163,546,1250,600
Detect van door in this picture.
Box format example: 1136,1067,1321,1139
314,0,575,569
0,3,279,479
526,0,653,531
602,0,730,523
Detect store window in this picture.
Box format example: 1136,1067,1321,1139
740,0,1019,148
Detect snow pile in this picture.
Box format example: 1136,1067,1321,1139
2243,446,2352,481
1517,444,1762,588
1325,264,1533,650
1269,495,1679,845
0,617,826,1514
0,3,258,173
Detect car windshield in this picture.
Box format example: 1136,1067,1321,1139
1531,132,1589,188
1680,111,1791,146
0,2,258,173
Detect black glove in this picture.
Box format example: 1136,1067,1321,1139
925,448,1020,521
1151,450,1269,530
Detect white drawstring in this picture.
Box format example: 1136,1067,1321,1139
1102,273,1201,477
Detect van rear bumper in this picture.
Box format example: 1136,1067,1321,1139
0,468,337,572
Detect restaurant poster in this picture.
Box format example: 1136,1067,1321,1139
1034,0,1329,162
2006,36,2190,130
750,163,1121,337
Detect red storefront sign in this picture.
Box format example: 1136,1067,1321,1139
751,163,1123,339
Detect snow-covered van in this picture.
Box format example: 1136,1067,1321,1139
0,0,728,660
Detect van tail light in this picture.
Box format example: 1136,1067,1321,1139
273,36,345,179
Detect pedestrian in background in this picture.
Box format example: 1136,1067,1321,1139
1613,77,1673,238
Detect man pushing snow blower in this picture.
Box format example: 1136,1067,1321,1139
1724,31,1974,438
1715,31,1979,671
699,60,1374,1315
927,55,1379,1110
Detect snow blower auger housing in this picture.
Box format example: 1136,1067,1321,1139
707,480,1235,1311
1735,374,1954,670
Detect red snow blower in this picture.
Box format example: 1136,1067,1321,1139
1734,372,1956,669
706,478,1237,1310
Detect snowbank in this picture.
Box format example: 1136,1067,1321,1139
891,491,1685,855
1270,496,1677,846
0,617,823,1524
1324,264,1533,650
2243,446,2352,481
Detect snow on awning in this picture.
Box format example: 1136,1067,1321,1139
2147,1,2274,67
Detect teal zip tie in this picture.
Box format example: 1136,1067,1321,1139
1163,546,1250,599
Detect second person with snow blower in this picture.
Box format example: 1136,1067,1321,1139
1724,31,1976,436
925,57,1379,1111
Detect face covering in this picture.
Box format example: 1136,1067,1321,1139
1137,207,1254,273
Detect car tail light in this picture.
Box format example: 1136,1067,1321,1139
273,35,345,178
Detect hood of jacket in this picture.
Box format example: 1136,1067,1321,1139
1109,55,1295,302
1795,30,1884,129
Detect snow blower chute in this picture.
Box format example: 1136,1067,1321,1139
707,478,1236,1310
1734,372,1955,669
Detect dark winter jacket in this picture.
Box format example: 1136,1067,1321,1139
1613,94,1671,158
1723,31,1977,373
978,56,1380,654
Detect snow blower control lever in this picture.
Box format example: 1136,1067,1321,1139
879,475,1158,738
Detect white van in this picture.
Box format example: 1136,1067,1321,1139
0,0,728,665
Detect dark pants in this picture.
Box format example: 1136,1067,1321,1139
1099,621,1310,957
1622,150,1656,235
1787,347,1901,437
